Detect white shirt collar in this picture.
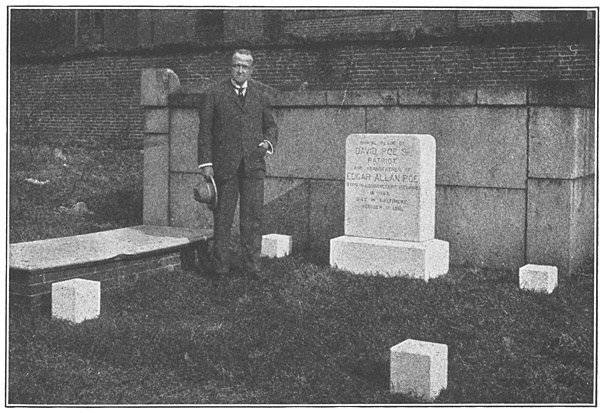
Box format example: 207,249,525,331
231,79,248,91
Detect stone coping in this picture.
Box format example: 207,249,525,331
167,82,594,108
9,225,212,272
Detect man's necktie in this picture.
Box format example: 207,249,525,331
237,87,245,104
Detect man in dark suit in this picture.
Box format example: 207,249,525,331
198,49,278,280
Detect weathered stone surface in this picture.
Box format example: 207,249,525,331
390,339,448,401
529,81,595,108
52,279,101,323
344,134,435,242
477,85,527,105
168,92,205,108
272,91,327,106
267,107,365,180
519,264,558,294
527,176,595,275
330,236,449,280
141,68,180,106
10,225,211,272
263,177,309,251
170,109,199,173
261,234,292,258
144,134,169,226
569,175,595,274
309,180,345,254
529,107,595,179
366,106,527,188
144,108,170,134
398,87,475,106
327,90,397,106
168,173,214,232
436,185,526,269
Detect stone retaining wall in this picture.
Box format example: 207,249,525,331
142,69,594,275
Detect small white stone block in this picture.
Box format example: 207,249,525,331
330,235,449,280
52,278,101,323
261,234,292,258
519,264,558,294
390,339,448,401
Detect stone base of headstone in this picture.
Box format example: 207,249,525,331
390,339,448,401
261,234,292,258
330,236,449,280
52,278,100,323
519,264,558,294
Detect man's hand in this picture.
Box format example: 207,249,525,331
201,166,214,180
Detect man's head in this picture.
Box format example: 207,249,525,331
231,49,254,86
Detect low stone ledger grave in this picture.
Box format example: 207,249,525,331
330,134,449,279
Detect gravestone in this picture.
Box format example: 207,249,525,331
390,339,448,401
519,264,558,294
52,278,100,323
261,234,292,258
330,134,449,279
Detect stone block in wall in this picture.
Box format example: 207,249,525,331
309,180,345,256
143,134,169,226
570,175,595,274
529,81,595,108
527,177,594,275
169,91,205,108
327,90,397,106
169,172,214,232
267,107,365,180
170,109,199,173
144,108,169,134
263,177,309,251
367,107,527,189
141,68,180,106
529,107,595,179
272,91,327,106
435,186,526,270
398,87,476,106
477,85,527,105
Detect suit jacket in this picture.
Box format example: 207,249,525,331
198,79,278,180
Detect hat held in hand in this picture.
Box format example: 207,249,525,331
193,175,218,210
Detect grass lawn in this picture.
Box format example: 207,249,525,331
7,144,595,405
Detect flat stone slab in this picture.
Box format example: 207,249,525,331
10,225,212,272
330,235,449,280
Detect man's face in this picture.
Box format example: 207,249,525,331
231,53,253,85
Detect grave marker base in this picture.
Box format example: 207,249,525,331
330,236,449,280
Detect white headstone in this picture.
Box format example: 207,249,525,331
344,134,435,242
52,278,100,323
519,264,558,294
330,134,449,279
261,234,292,258
390,339,448,401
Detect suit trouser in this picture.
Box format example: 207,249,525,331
212,160,264,274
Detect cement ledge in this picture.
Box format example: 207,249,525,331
9,225,212,272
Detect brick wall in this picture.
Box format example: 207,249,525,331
457,10,513,28
10,251,181,314
10,30,595,148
